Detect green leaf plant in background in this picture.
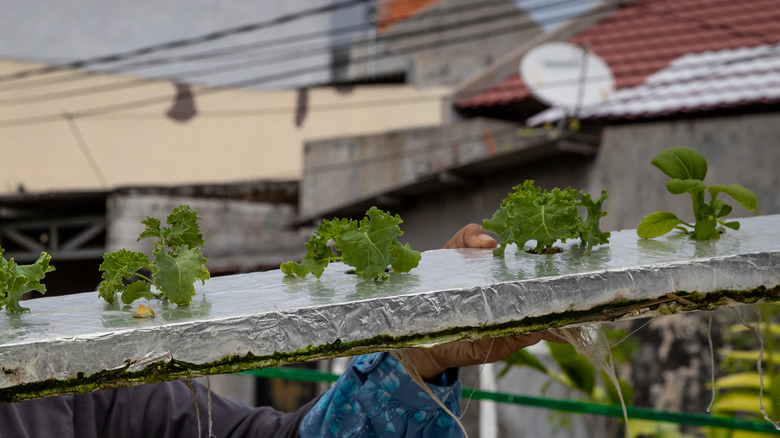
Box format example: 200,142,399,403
709,304,780,438
0,246,55,313
281,206,421,281
637,147,759,240
482,180,610,256
98,205,210,307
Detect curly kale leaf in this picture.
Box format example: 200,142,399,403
281,218,351,279
577,190,611,252
98,249,153,304
139,205,205,251
0,247,55,313
281,207,420,281
99,205,209,306
483,181,580,255
483,180,609,255
152,246,210,306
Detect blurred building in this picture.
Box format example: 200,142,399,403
298,0,780,434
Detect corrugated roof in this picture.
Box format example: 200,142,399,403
457,0,780,115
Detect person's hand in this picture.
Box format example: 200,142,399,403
442,224,498,250
406,223,562,382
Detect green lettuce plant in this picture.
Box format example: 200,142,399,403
0,246,55,313
281,206,421,281
482,180,610,255
98,205,210,306
637,147,758,240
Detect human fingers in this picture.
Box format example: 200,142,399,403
406,331,558,381
443,224,497,249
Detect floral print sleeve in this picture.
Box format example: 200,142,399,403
299,352,462,437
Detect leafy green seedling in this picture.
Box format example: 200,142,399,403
0,246,55,313
637,147,759,240
482,180,610,256
281,206,421,281
99,205,210,306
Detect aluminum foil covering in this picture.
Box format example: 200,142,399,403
2,215,779,397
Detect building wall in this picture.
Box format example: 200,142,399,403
300,118,549,221
0,59,448,195
106,194,307,273
391,112,780,251
590,112,780,233
344,0,542,87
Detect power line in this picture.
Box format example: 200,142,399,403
0,6,532,107
0,5,616,129
0,0,596,111
0,0,375,84
0,0,584,99
5,0,773,127
88,93,451,120
62,113,109,188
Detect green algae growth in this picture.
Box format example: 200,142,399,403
1,284,778,404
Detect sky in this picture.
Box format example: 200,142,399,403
514,0,603,32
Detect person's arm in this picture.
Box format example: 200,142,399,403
300,352,462,437
300,224,560,437
0,379,315,438
410,224,559,383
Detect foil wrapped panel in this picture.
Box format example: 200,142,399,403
1,215,779,399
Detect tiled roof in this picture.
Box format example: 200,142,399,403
457,0,780,114
527,44,780,123
378,0,441,32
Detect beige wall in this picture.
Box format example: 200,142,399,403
0,59,448,195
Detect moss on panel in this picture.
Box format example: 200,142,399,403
2,285,778,403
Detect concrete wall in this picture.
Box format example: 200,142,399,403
0,58,448,195
387,112,780,251
590,112,780,233
300,118,568,221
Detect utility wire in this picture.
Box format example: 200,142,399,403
62,112,109,188
0,0,582,93
0,5,544,107
0,1,608,113
0,0,376,84
8,0,775,107
0,0,584,101
0,4,621,128
90,93,451,120
2,0,775,127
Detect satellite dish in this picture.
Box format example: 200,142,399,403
520,42,615,111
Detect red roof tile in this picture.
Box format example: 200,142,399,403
457,0,780,110
378,0,441,33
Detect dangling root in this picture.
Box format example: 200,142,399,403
707,311,716,413
732,306,780,430
206,376,216,438
184,380,203,438
550,326,632,438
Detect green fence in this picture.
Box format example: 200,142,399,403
241,367,780,434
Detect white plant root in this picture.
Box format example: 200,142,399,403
551,326,633,438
